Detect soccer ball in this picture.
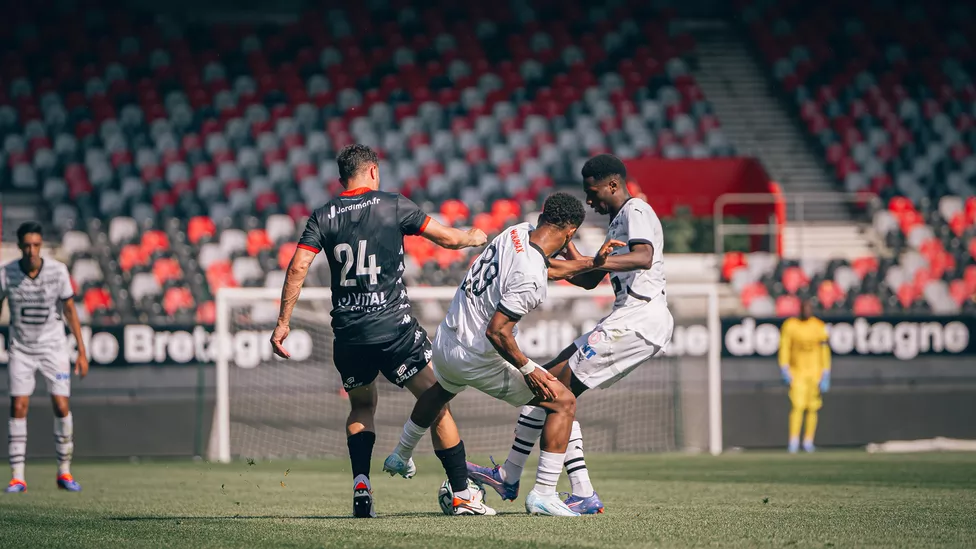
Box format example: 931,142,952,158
437,478,487,516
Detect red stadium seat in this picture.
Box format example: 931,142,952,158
247,229,273,256
490,199,521,225
781,266,809,295
721,252,747,281
152,257,183,285
163,287,194,316
196,301,216,324
896,284,918,309
187,216,217,245
739,282,768,308
852,294,883,316
775,295,801,317
277,242,298,270
817,280,844,309
440,199,470,226
83,287,113,315
472,213,502,236
949,280,972,306
119,244,148,272
851,256,878,279
141,230,170,255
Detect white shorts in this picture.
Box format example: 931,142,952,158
8,347,72,397
569,299,674,390
432,327,535,407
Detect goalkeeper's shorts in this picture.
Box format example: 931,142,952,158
789,377,822,411
568,298,673,390
333,319,432,390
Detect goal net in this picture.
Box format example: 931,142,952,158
208,284,721,462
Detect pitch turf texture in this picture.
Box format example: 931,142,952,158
1,452,974,548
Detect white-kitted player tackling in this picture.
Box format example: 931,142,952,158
468,154,675,515
2,222,89,493
383,192,622,517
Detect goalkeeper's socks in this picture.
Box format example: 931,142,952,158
435,441,470,500
393,419,426,460
532,450,565,496
8,418,26,481
54,413,74,476
502,405,545,481
565,421,594,497
347,431,376,479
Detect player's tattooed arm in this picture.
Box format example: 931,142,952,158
420,218,488,250
62,298,88,378
271,247,316,359
548,240,625,281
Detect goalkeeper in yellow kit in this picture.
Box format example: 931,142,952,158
778,299,831,453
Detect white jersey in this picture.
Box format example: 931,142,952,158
442,222,549,360
604,198,667,309
0,259,74,353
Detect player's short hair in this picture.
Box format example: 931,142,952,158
336,144,378,183
539,192,586,229
581,154,627,182
16,221,43,243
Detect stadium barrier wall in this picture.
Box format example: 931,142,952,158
1,314,970,368
625,158,772,221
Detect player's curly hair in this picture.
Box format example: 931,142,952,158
336,144,378,183
581,153,627,182
539,192,586,229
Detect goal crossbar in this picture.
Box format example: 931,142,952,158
210,283,722,462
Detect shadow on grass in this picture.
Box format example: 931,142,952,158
110,511,526,521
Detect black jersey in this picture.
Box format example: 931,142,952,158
298,188,430,344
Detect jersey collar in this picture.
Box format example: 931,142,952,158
339,187,373,197
19,259,44,280
608,197,635,225
528,241,551,267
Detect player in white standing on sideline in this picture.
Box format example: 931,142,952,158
468,154,675,514
383,192,624,516
2,222,89,493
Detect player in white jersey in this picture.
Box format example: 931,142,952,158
469,154,675,514
1,222,89,493
383,193,623,516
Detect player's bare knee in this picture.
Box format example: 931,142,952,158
52,396,71,418
551,386,577,416
10,397,29,418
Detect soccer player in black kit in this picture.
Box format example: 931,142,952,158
270,144,486,518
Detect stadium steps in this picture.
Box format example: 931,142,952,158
782,223,879,260
691,26,853,222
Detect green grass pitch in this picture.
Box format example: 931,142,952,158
1,452,975,548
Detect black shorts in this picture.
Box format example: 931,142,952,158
333,320,432,390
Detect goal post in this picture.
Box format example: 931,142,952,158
208,283,722,463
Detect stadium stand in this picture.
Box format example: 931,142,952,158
731,0,976,316
0,0,734,324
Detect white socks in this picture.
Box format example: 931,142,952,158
532,450,564,496
502,405,545,481
565,421,593,497
54,413,74,475
8,418,27,481
394,419,427,459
